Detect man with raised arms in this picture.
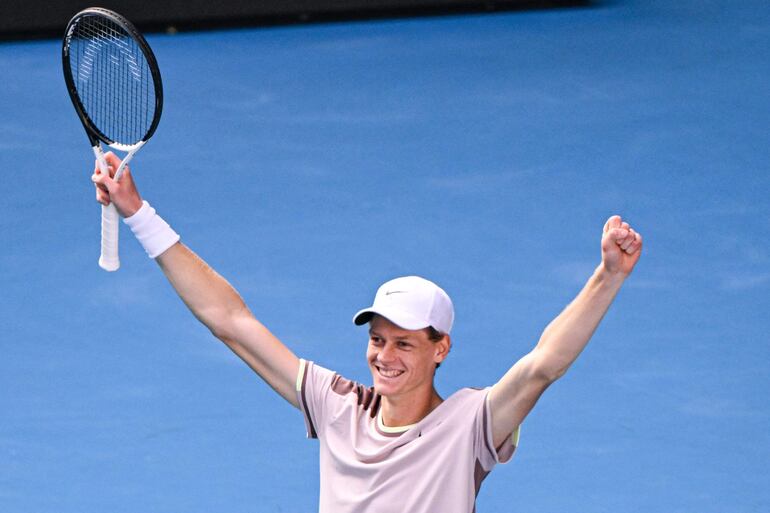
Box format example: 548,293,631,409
92,153,643,513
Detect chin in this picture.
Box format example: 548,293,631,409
371,374,398,397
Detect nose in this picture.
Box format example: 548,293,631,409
377,342,397,364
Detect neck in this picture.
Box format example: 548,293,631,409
380,387,443,427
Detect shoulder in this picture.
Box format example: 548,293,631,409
425,387,489,421
449,386,490,404
328,373,380,415
300,359,381,416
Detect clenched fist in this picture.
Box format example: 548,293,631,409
601,215,643,276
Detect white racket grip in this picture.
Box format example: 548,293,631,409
93,146,120,271
99,203,121,271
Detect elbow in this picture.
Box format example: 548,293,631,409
531,351,570,384
534,364,565,386
208,321,234,344
547,365,569,383
199,306,246,345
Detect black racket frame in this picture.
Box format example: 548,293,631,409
62,7,164,148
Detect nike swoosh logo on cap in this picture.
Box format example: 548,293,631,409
385,290,407,295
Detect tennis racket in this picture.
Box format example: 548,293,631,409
62,7,163,271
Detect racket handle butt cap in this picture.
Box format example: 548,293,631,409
99,256,120,272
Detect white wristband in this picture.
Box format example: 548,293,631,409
123,200,180,259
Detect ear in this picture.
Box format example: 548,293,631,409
434,335,451,364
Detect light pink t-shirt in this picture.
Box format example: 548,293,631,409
296,359,519,513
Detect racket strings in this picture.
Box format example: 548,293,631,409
69,15,156,146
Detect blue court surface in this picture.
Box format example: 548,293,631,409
1,1,768,511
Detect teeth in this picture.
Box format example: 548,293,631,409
378,367,404,378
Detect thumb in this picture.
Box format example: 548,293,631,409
103,152,122,175
603,215,622,233
93,161,118,193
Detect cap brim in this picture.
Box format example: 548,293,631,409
352,307,430,331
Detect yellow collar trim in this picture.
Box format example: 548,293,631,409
377,409,417,433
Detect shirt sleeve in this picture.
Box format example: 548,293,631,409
475,387,521,471
296,359,337,439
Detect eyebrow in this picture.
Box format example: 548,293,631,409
369,329,414,341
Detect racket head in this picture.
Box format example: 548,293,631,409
62,7,163,150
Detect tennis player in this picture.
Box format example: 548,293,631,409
92,153,643,513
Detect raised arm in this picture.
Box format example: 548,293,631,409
92,153,300,407
488,216,643,448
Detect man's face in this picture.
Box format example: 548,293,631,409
366,315,448,399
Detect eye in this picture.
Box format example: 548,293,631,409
370,336,384,346
396,341,411,349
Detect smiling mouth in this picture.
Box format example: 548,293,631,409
376,366,405,379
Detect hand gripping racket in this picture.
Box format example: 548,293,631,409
62,7,163,271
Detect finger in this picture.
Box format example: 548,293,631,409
96,188,110,206
120,167,134,185
104,152,123,172
94,157,113,177
607,227,629,242
620,229,637,251
92,171,105,185
604,215,622,233
100,167,119,192
92,170,115,192
626,232,643,254
620,221,630,231
105,154,129,181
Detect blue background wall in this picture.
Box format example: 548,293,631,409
1,1,768,511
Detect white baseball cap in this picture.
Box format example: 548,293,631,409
353,276,454,334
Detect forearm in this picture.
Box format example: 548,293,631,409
155,242,300,405
94,165,301,404
534,265,626,380
155,242,249,338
